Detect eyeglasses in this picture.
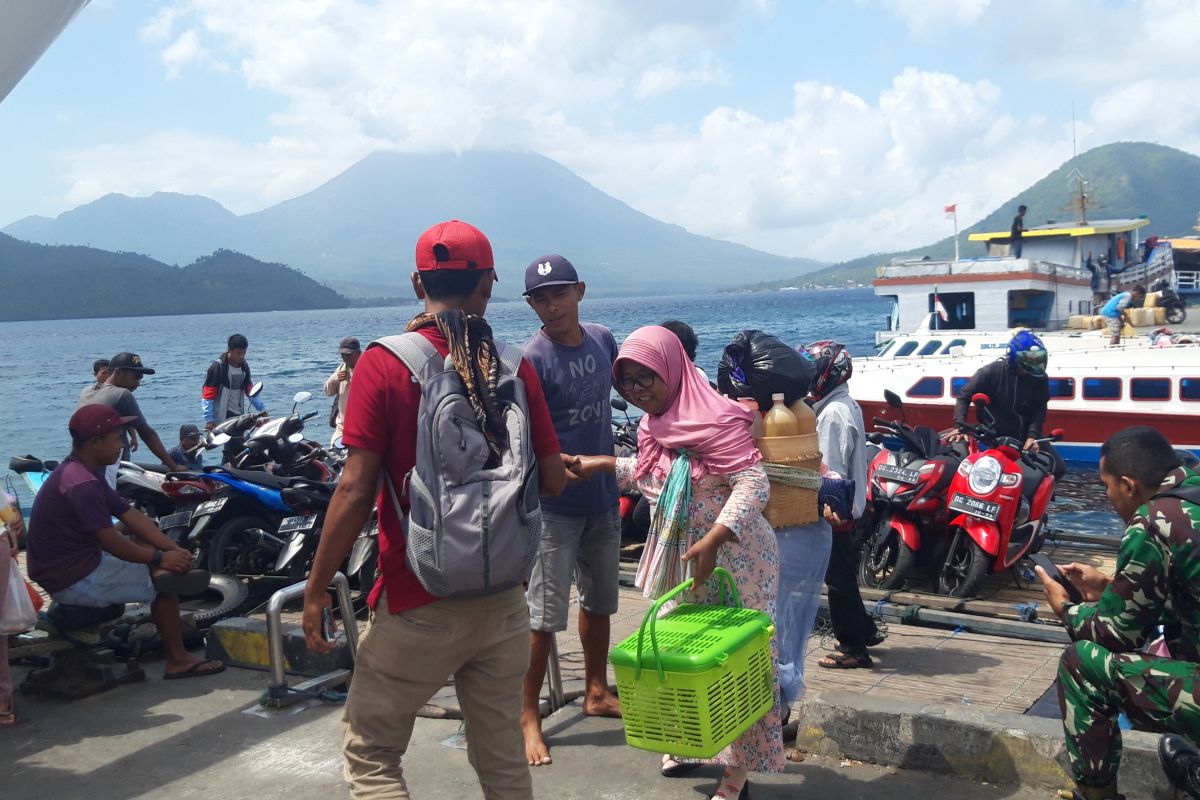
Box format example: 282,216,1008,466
617,373,659,392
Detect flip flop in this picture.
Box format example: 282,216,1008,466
164,660,226,680
0,711,15,728
661,755,700,777
154,569,211,596
818,651,872,669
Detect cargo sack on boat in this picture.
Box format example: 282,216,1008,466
717,330,815,410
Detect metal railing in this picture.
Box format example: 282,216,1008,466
263,572,359,708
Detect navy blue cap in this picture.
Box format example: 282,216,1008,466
523,254,579,296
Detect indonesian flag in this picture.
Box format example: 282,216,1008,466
944,203,957,217
934,287,949,321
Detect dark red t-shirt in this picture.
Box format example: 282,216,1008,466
342,327,560,614
27,455,131,594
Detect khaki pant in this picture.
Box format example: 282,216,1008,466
342,586,532,799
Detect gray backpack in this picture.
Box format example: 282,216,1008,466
371,333,542,599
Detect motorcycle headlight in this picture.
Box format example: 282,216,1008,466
967,455,1003,495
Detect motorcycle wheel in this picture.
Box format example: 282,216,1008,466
179,574,251,627
1167,305,1187,324
937,529,990,598
207,515,279,577
858,522,917,590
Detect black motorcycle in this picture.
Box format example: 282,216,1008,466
1153,280,1188,324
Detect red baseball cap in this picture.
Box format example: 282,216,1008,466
69,404,138,439
414,220,495,272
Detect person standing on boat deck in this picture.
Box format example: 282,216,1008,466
805,341,882,671
202,334,266,463
1033,427,1200,800
1100,285,1145,346
949,331,1065,479
1011,204,1027,258
518,253,622,768
78,352,185,485
323,336,361,448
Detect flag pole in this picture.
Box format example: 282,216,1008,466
953,207,960,262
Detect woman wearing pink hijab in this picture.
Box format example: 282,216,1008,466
566,325,783,800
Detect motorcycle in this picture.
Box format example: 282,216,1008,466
230,391,335,481
117,431,225,519
273,479,379,592
936,392,1063,598
858,389,961,590
1152,279,1187,325
610,397,650,544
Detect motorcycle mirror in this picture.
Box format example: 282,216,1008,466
883,389,903,409
610,397,628,412
1050,428,1065,441
247,381,264,399
971,393,990,407
331,435,344,450
210,433,231,446
292,390,313,405
287,432,305,444
866,432,885,444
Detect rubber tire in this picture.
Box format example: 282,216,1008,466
858,524,917,590
1167,306,1187,325
207,515,279,577
937,530,991,598
182,574,251,628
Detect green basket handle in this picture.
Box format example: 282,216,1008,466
634,566,741,682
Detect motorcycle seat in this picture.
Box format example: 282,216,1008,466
47,602,124,632
9,454,49,474
207,466,306,490
911,426,944,459
132,462,171,474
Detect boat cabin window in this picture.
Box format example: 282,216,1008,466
877,340,896,356
951,377,970,397
1007,290,1055,329
1131,378,1171,401
927,292,975,330
942,339,967,354
917,339,942,356
906,377,945,398
1182,379,1200,401
1047,378,1075,399
1083,377,1122,401
894,340,919,357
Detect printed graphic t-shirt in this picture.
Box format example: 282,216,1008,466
523,323,619,515
343,326,560,615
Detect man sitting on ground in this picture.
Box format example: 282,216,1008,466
1035,426,1200,800
26,405,224,680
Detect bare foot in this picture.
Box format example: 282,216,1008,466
582,689,621,718
521,710,552,766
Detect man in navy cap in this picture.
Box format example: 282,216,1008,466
79,352,185,483
519,253,622,767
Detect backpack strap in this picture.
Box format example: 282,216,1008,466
369,333,441,385
494,342,524,377
1152,485,1200,505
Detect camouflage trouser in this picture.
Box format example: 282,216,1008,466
1058,639,1200,788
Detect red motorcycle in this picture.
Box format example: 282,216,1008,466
858,390,961,590
937,393,1062,598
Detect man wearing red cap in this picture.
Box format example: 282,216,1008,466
300,220,565,799
25,405,225,679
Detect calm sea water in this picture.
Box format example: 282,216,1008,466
0,287,1121,534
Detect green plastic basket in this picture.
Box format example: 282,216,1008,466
609,568,775,758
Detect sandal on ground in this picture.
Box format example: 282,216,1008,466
661,754,700,778
866,629,887,647
0,710,14,728
711,770,750,800
818,651,872,669
164,659,226,680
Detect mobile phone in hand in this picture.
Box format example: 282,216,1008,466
1028,553,1083,604
322,607,336,642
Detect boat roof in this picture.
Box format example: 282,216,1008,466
968,218,1149,243
1168,237,1200,252
0,1,89,104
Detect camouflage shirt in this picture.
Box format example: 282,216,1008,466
1065,465,1200,661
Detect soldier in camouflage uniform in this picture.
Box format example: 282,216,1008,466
1035,426,1200,800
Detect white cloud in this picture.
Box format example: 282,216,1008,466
635,56,731,100
879,0,991,37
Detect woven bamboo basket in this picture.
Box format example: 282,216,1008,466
757,435,822,527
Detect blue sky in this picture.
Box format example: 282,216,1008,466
2,0,1196,261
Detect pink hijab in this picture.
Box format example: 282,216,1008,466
616,326,762,482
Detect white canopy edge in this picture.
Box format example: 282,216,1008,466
0,0,90,104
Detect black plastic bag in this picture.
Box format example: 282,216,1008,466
717,329,815,409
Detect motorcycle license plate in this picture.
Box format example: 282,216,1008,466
194,497,228,517
279,514,318,533
159,509,194,529
949,493,1001,522
875,464,920,485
